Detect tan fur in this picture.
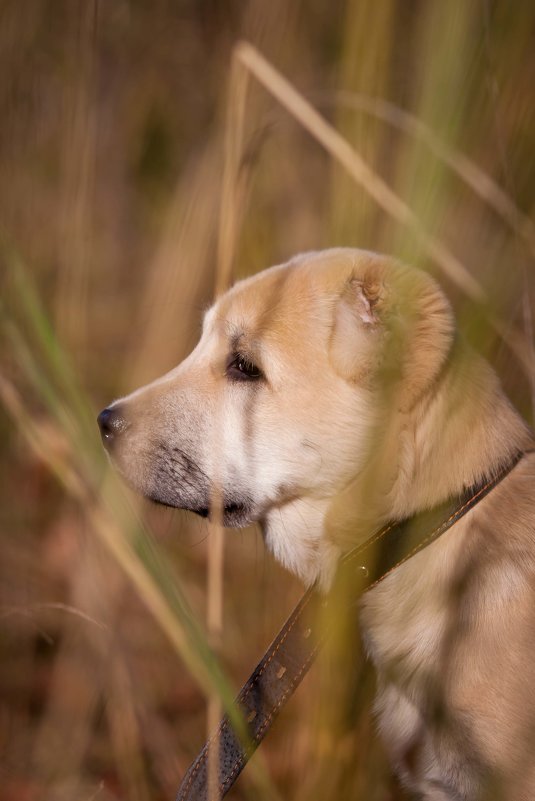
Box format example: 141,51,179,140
101,248,535,800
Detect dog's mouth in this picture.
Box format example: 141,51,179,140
148,493,253,528
107,444,258,528
191,501,250,527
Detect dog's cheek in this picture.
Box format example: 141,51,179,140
215,398,295,502
202,393,264,496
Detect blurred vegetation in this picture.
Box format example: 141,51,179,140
0,1,534,800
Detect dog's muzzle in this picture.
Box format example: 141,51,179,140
97,405,129,450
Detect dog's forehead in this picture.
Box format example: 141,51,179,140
218,264,303,328
205,254,357,344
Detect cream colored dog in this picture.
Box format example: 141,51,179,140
98,249,535,800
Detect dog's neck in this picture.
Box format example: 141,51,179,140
266,344,531,588
391,346,531,516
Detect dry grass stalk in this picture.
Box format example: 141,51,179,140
216,50,251,298
234,40,535,381
207,46,251,801
333,91,535,261
0,374,214,699
1,252,276,798
235,41,485,304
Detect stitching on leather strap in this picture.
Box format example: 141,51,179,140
177,591,316,800
220,644,322,792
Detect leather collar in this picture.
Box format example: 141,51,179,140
176,450,526,801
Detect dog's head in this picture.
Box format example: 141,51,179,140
98,249,454,584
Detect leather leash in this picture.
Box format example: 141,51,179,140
176,451,525,801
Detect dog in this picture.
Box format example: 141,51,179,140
98,248,535,800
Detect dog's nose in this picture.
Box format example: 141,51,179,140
97,406,129,449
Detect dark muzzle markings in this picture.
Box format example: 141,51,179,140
97,409,254,525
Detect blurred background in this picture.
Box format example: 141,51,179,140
1,1,534,799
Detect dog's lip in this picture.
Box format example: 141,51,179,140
146,495,255,528
192,501,252,527
193,506,209,518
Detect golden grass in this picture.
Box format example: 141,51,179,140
0,2,533,799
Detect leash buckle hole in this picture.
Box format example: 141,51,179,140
276,665,287,679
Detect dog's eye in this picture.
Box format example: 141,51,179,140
226,353,263,382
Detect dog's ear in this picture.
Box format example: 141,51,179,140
395,269,455,410
330,260,455,409
330,274,386,383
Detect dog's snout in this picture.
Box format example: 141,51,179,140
97,405,129,448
